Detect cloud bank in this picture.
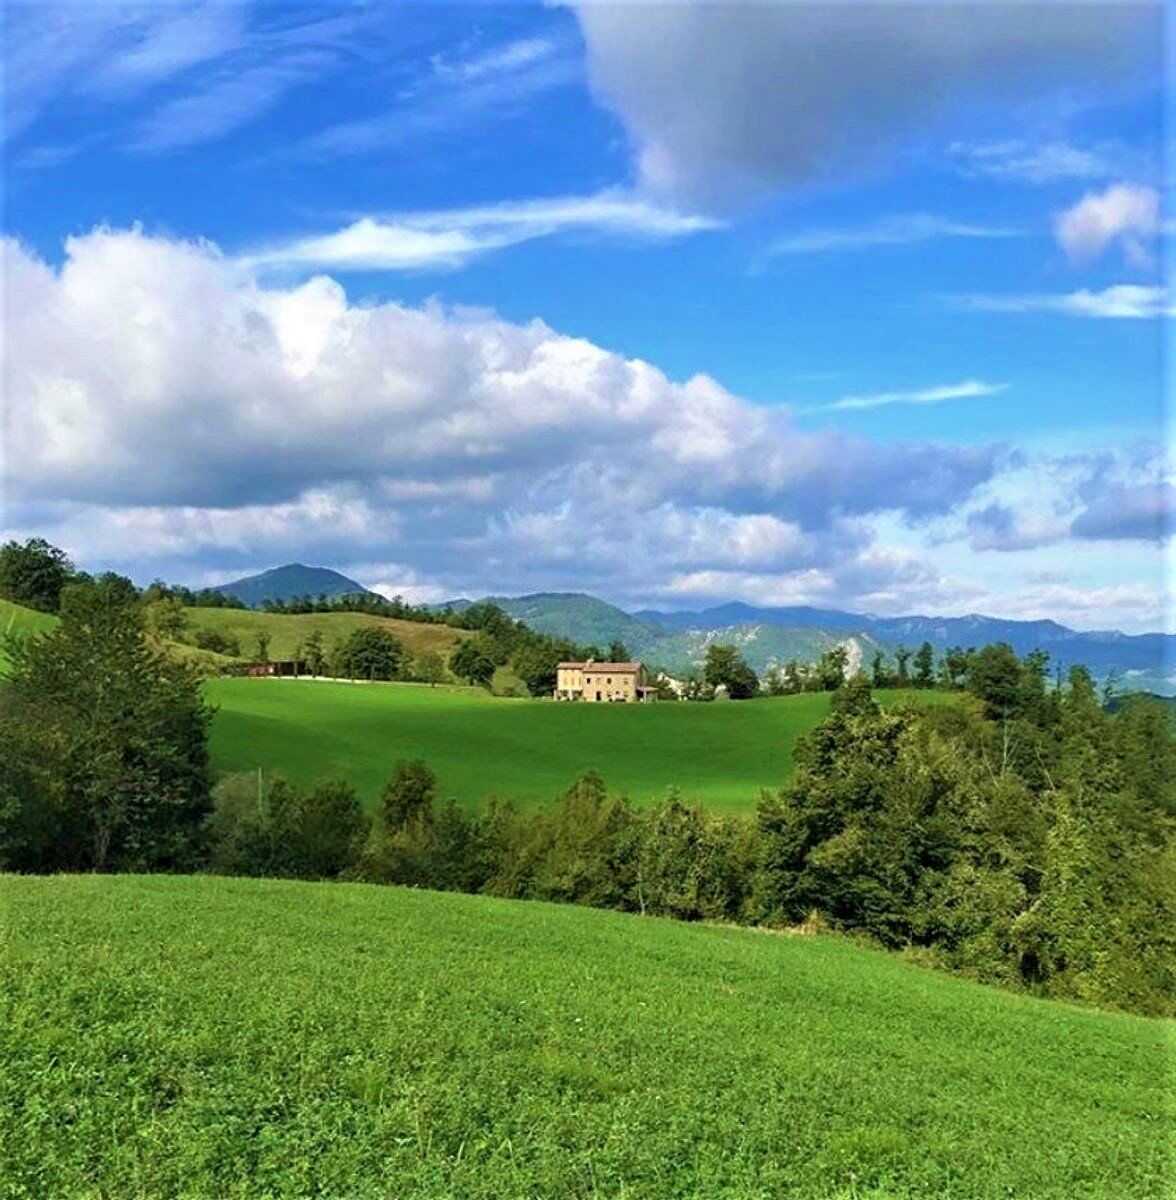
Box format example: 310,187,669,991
3,226,1012,611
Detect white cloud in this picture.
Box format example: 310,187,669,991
570,3,1155,208
129,54,334,153
767,214,1018,256
958,284,1173,319
2,2,245,141
826,380,1006,413
1054,183,1162,267
245,193,720,273
3,226,1008,613
432,37,560,84
294,32,578,160
946,139,1146,185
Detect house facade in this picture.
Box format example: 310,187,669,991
554,660,656,702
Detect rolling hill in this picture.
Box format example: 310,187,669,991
3,874,1169,1200
184,606,464,664
210,563,376,607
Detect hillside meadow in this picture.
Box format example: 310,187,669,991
206,678,951,810
2,874,1171,1200
182,605,467,662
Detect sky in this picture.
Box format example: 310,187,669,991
1,0,1172,632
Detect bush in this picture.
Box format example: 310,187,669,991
211,775,368,880
193,628,241,657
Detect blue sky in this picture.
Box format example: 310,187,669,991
2,1,1171,631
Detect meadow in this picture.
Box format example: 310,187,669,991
206,678,948,810
183,605,466,662
2,874,1170,1200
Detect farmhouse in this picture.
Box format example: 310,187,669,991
554,660,657,702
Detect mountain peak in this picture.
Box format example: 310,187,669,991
210,563,374,608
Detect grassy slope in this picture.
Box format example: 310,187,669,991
0,598,58,669
207,679,950,811
183,606,466,662
2,875,1170,1200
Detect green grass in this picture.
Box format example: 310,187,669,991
207,678,951,811
183,606,466,663
2,874,1170,1199
0,599,58,670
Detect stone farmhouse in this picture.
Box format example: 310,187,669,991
554,660,657,703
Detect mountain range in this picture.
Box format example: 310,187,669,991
470,593,1176,695
205,566,1175,694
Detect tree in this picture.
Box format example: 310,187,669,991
298,630,327,676
214,775,368,879
0,538,76,613
413,650,446,686
608,640,629,662
913,642,935,688
450,637,496,688
703,643,759,699
334,627,406,680
143,594,188,642
871,650,892,688
0,574,213,871
380,759,438,830
512,643,561,696
814,645,848,691
894,645,912,686
255,631,271,662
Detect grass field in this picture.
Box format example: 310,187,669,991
2,874,1170,1200
183,606,466,663
207,679,950,810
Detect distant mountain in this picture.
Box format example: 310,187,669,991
458,592,1174,693
210,564,375,608
482,593,664,656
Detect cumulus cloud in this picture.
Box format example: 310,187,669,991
570,2,1155,208
1054,183,1162,267
958,284,1173,319
245,193,720,273
2,226,1009,609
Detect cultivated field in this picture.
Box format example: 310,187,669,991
206,677,951,811
2,874,1169,1200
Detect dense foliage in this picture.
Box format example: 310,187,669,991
0,575,214,871
0,538,78,613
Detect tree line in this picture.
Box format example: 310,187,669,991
2,569,1171,1016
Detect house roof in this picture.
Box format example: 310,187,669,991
557,661,642,673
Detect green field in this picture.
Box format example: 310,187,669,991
2,874,1170,1200
207,678,948,810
